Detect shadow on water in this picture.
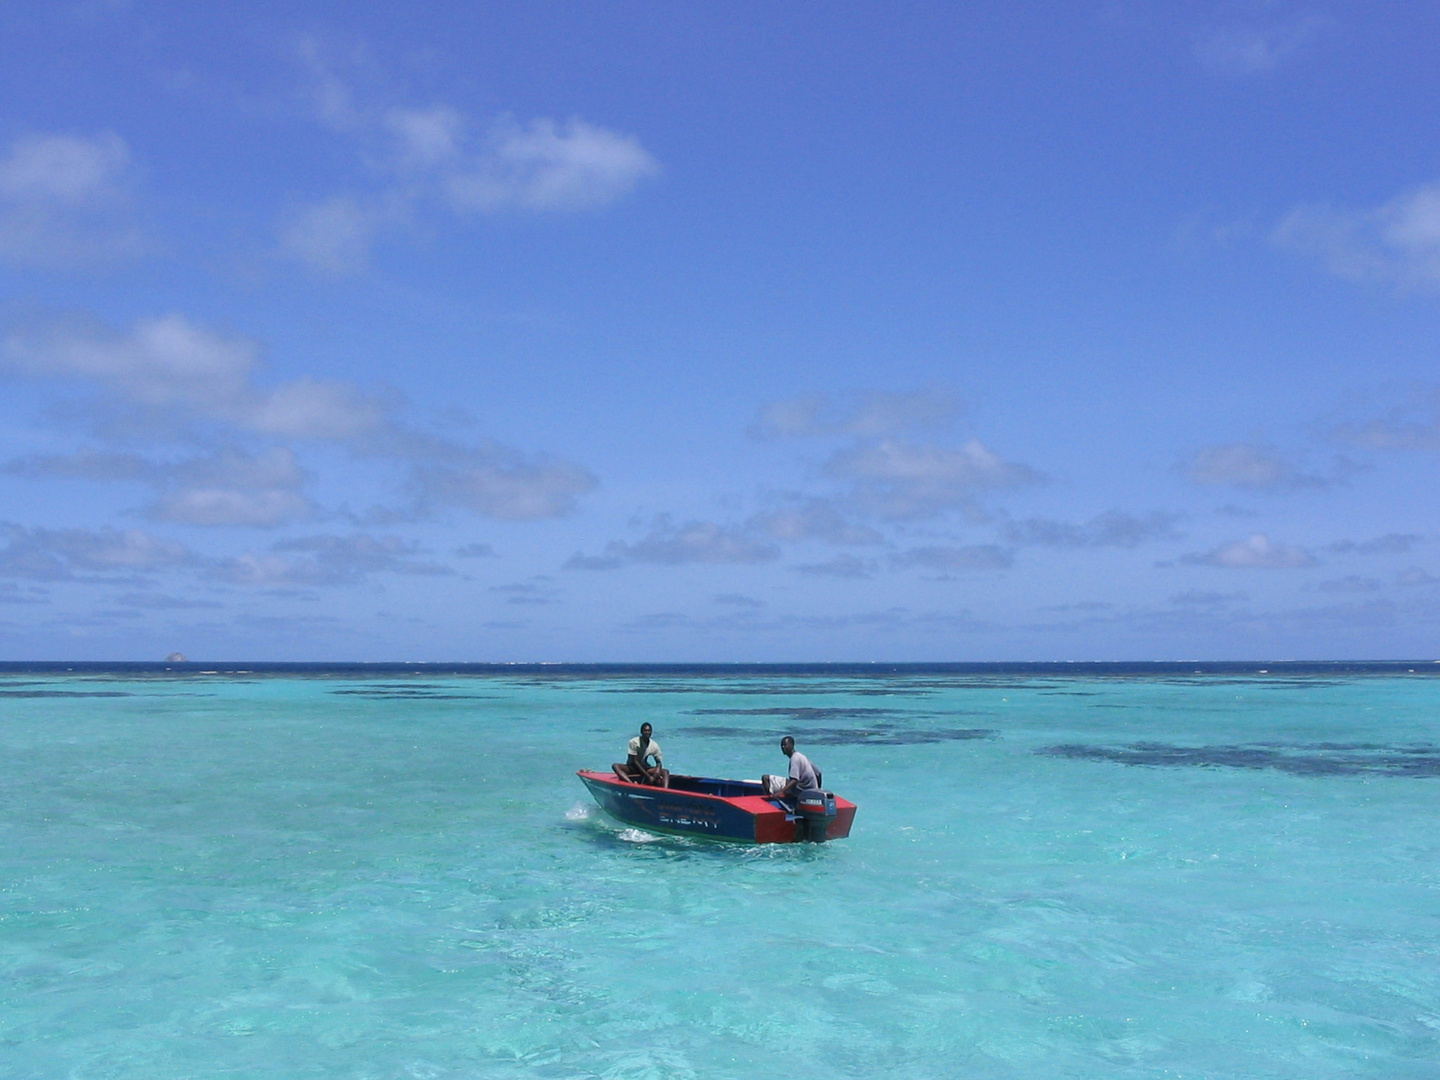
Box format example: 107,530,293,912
330,684,498,700
674,723,995,746
1038,741,1440,777
0,690,133,698
598,679,1062,696
688,706,904,719
598,682,947,696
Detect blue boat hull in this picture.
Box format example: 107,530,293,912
578,772,764,840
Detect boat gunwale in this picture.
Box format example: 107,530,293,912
577,769,857,812
577,769,857,844
576,768,783,809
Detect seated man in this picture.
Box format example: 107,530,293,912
760,735,821,799
612,722,670,787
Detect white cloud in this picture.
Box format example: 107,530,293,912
1004,510,1183,548
1315,575,1381,594
0,132,129,202
0,523,197,581
1168,590,1247,606
443,117,659,213
4,450,153,482
210,533,453,586
489,577,559,605
2,314,391,442
110,591,221,611
384,106,465,171
249,378,391,440
890,545,1013,572
6,446,318,528
712,593,765,608
748,498,884,546
1180,533,1315,569
1275,183,1440,292
0,131,143,267
1327,386,1440,450
148,448,315,528
565,516,780,569
1327,534,1423,556
208,552,343,587
617,518,779,566
282,64,660,274
3,313,597,525
406,445,597,521
6,313,257,416
825,438,1041,519
1397,567,1438,587
615,605,994,636
829,438,1033,487
56,314,248,406
751,388,963,439
0,582,49,605
563,551,624,571
454,542,497,559
1185,443,1330,491
791,554,877,579
749,390,1035,527
1194,15,1332,75
280,195,391,276
293,37,366,131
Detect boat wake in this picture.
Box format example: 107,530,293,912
564,802,592,821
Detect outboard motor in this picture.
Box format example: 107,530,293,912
796,789,837,842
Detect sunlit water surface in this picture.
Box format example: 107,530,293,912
4,665,1440,1078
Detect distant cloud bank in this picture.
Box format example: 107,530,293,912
1,311,596,528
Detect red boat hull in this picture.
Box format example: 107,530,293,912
577,770,856,843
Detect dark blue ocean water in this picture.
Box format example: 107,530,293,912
4,663,1440,1078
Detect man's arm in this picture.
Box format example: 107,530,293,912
770,776,797,800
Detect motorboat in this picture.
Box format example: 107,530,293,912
576,769,857,843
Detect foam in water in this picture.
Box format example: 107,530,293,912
615,827,662,843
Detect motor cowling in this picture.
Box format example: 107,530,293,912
796,789,837,842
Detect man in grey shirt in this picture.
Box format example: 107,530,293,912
761,736,821,799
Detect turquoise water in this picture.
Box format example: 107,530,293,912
4,666,1440,1078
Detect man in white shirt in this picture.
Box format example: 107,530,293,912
613,722,670,787
761,736,821,799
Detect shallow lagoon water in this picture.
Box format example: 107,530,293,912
4,664,1440,1078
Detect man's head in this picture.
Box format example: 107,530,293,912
639,723,653,739
781,735,795,756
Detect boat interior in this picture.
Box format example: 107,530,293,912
610,772,765,799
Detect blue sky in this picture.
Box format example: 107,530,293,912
2,1,1440,661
